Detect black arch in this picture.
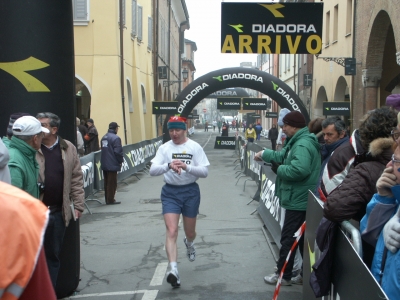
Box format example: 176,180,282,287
163,67,309,139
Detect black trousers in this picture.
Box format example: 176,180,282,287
271,139,277,151
103,171,118,203
276,209,306,280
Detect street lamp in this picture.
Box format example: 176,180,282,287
163,68,189,87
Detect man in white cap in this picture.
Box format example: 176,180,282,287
8,116,49,198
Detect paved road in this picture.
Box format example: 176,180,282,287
66,129,302,300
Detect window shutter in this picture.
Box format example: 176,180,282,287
131,0,137,37
74,0,88,21
138,6,143,41
148,17,153,50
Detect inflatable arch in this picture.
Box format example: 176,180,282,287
163,67,309,139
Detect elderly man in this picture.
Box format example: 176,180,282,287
149,116,210,288
254,111,321,286
8,116,49,198
36,112,85,288
101,122,123,205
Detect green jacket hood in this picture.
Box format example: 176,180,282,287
286,127,320,152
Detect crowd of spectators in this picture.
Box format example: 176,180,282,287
255,97,400,298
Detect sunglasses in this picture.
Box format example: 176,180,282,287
392,154,400,166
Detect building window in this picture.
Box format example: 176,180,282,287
346,0,352,36
141,85,146,113
137,5,143,42
333,5,338,42
131,0,137,38
148,17,153,50
325,11,330,46
73,0,89,25
127,79,133,113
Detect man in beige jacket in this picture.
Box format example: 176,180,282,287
36,112,85,288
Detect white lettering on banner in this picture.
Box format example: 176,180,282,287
330,107,349,111
119,158,129,173
261,178,283,225
178,83,209,113
252,24,317,33
130,148,145,166
222,73,263,83
223,102,241,106
159,107,176,109
276,87,301,112
81,162,94,188
249,151,261,177
221,141,235,146
210,91,238,96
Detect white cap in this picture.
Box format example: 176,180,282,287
278,108,291,127
12,116,50,136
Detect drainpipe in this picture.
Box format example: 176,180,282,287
119,0,127,144
350,0,357,131
167,0,171,100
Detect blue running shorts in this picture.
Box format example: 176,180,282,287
161,182,200,218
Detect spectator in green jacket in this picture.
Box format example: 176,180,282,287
254,111,321,286
8,116,49,198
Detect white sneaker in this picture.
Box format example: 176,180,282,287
184,237,196,262
291,274,303,285
264,273,291,286
166,269,180,288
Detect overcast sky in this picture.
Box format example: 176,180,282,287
184,0,261,80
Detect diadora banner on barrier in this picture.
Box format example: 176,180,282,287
221,3,323,54
214,136,236,149
80,137,163,198
0,1,77,144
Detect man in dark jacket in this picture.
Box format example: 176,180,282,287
255,122,263,141
85,118,99,154
255,111,321,286
268,124,279,150
101,122,124,205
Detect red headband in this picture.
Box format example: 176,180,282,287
168,116,187,123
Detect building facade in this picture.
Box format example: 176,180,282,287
352,0,400,128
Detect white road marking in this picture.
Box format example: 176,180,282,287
69,290,147,298
150,262,168,286
202,132,213,148
142,290,159,300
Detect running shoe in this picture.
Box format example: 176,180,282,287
166,269,180,288
184,237,196,262
264,273,291,286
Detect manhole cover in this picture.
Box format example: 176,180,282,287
141,198,161,204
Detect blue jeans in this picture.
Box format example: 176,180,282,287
44,210,66,288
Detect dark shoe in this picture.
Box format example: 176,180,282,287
106,201,121,205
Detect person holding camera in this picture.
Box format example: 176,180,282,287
36,112,85,288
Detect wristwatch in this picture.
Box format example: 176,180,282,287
168,163,171,169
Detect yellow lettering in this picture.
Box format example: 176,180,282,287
221,35,236,53
239,35,253,53
306,35,322,54
257,35,272,53
286,35,302,54
275,35,281,54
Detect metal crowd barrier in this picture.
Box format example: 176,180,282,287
79,136,163,214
